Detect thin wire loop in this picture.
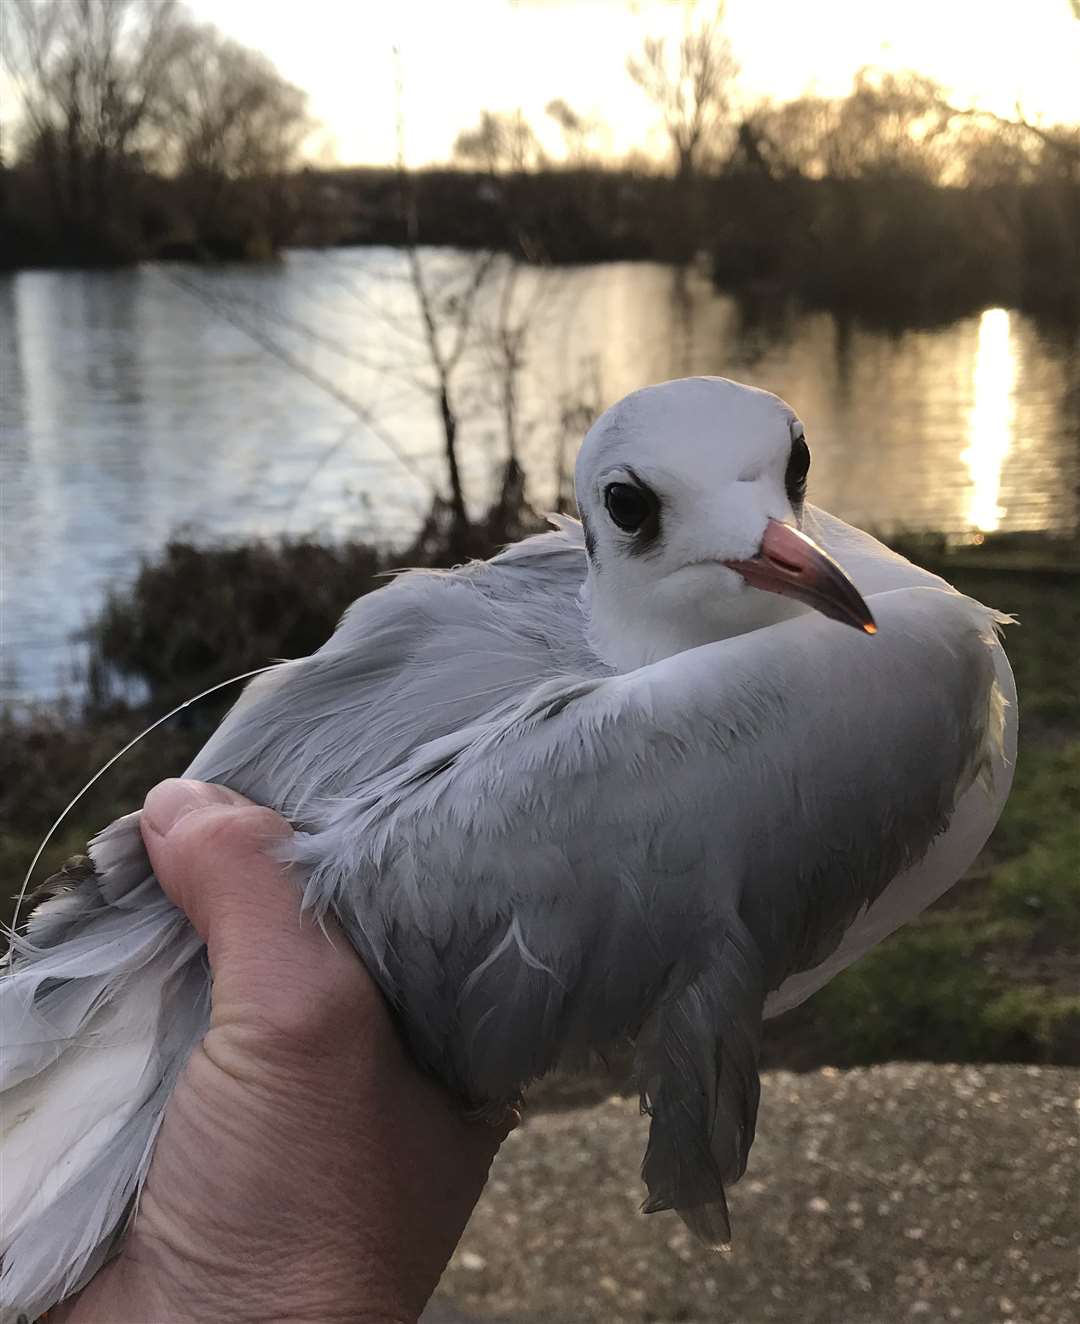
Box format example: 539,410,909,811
10,665,283,939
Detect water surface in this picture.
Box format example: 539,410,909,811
2,250,1077,700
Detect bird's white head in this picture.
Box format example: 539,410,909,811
575,376,875,671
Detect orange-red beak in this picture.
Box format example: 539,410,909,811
726,519,877,635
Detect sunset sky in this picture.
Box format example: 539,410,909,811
185,0,1080,167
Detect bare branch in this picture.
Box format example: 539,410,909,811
160,267,436,494
445,249,498,372
627,4,737,180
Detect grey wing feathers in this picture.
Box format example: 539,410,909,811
187,520,594,816
1,813,206,1319
32,513,998,1247
286,583,1007,1236
1,511,1013,1310
2,522,593,1316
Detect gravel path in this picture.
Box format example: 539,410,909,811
427,1064,1078,1324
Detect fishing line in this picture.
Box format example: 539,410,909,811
10,664,283,939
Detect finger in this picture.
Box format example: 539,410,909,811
142,779,294,942
141,779,371,1044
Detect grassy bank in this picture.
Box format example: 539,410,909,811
4,530,1078,1068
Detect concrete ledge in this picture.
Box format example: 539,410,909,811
429,1063,1079,1324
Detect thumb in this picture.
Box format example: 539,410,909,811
140,778,370,1046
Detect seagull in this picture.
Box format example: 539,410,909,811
0,376,1016,1319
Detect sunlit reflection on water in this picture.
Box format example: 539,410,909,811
2,257,1077,700
963,308,1015,533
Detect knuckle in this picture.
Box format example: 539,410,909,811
155,804,293,929
172,803,291,865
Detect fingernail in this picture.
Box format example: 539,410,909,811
143,779,233,836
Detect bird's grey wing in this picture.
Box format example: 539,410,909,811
289,584,1010,1242
14,519,592,1085
186,520,593,816
0,525,589,1318
764,509,1017,1015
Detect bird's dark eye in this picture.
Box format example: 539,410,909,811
604,481,655,532
785,434,811,506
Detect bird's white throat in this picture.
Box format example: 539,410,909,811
581,564,811,672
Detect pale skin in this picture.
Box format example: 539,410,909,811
53,778,507,1324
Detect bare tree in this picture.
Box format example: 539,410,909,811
482,260,533,465
396,86,492,535
4,0,191,237
453,109,543,175
552,356,602,513
399,91,552,541
746,70,1076,189
3,0,311,257
733,96,833,179
952,105,1080,185
160,26,311,248
545,98,601,165
185,79,553,549
741,71,955,184
627,2,738,183
403,238,497,536
824,70,953,181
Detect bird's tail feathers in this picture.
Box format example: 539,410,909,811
636,920,765,1248
1,814,207,1323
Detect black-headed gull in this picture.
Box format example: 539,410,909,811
1,377,1015,1317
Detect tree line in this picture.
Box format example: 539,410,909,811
2,0,1078,323
2,0,311,264
439,6,1079,325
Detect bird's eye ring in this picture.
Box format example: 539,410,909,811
604,481,654,532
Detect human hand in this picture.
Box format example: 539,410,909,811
53,779,507,1324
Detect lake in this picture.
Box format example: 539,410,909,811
2,249,1078,702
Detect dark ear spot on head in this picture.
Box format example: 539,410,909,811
785,426,810,512
582,512,597,560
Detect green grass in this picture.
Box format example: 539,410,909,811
990,817,1080,938
982,987,1080,1053
988,741,1080,860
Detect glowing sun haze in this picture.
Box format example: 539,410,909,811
191,0,1079,167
